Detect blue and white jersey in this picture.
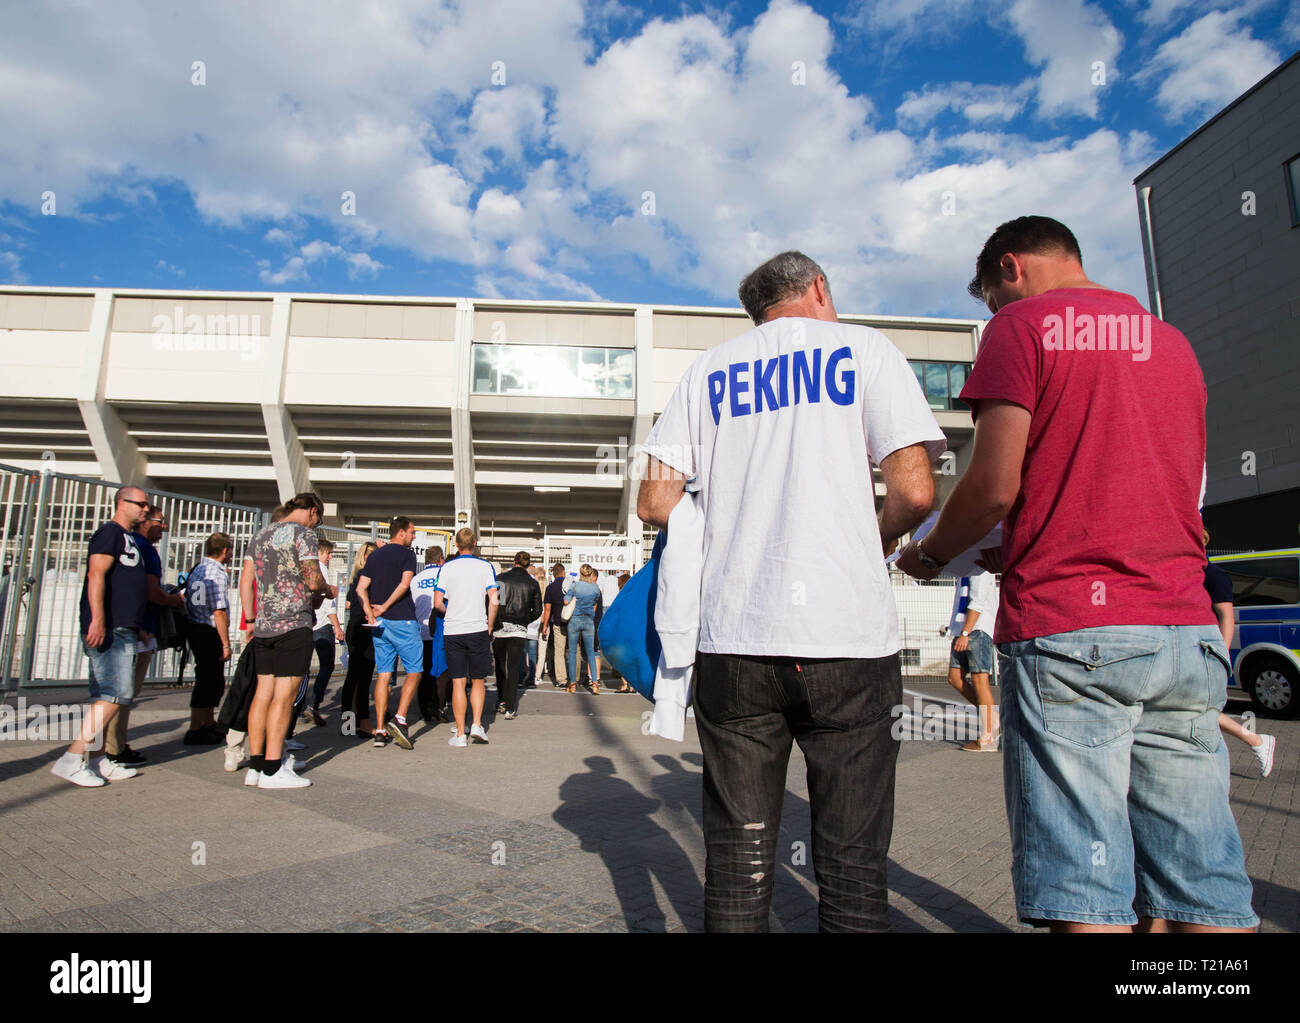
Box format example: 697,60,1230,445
412,563,442,641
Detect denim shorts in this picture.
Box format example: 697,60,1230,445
949,630,994,674
998,624,1257,928
84,627,138,705
372,618,423,674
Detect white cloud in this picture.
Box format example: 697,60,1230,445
0,0,1163,313
259,239,384,284
1136,0,1200,27
1137,9,1282,121
897,81,1033,126
1287,0,1300,42
841,0,980,39
1008,0,1122,119
155,259,184,277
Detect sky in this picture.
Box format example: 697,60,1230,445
0,0,1296,318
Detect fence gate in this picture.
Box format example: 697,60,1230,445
0,462,265,690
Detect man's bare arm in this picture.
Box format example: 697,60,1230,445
239,556,255,632
637,457,687,529
877,443,936,551
486,586,499,635
84,553,113,646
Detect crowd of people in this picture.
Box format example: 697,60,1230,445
49,214,1275,934
54,495,635,790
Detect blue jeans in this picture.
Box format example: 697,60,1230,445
998,624,1257,928
567,616,597,684
520,639,538,684
84,627,138,705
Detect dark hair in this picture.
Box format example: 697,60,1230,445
967,216,1083,302
205,531,234,558
317,539,335,553
390,515,412,534
426,545,443,565
277,492,324,518
514,551,531,568
738,251,829,325
551,562,565,576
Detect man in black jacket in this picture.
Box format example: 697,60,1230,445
492,552,542,719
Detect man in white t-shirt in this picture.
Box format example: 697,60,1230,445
433,528,499,747
637,250,945,932
946,571,1000,753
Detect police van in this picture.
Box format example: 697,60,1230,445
1209,548,1300,718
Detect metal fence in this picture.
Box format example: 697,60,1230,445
0,463,265,689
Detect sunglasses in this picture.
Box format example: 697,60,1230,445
121,499,150,509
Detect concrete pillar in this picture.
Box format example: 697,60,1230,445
622,305,655,542
260,295,313,501
76,290,149,486
452,297,479,532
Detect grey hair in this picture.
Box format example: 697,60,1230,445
737,251,829,325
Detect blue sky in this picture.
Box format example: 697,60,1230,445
0,0,1295,317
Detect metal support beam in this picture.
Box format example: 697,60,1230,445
260,295,313,502
76,290,149,486
452,297,479,532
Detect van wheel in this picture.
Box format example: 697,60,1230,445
1244,655,1299,719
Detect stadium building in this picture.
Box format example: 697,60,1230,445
0,285,981,555
1134,50,1300,550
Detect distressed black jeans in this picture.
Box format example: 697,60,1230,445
692,651,902,932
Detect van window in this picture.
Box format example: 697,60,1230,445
1220,557,1300,607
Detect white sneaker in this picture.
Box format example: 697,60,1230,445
258,765,311,789
470,723,489,744
244,768,261,787
283,753,304,774
283,738,306,752
1252,734,1276,778
89,756,138,781
51,756,105,788
223,741,245,773
448,733,468,748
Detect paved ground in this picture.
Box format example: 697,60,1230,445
0,677,1295,933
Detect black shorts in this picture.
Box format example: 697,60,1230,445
444,631,492,679
253,627,313,679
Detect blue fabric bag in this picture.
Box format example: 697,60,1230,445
596,531,664,701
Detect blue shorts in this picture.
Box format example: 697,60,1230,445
998,624,1257,928
949,631,994,674
372,618,423,674
84,627,138,705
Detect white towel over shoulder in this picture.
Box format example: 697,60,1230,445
650,490,704,741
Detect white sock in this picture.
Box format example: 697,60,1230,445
395,714,406,725
58,752,82,768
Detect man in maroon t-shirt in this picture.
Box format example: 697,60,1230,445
897,216,1256,933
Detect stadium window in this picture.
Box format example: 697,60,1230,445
471,343,634,398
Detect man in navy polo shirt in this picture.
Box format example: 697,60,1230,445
358,516,422,749
51,485,154,787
